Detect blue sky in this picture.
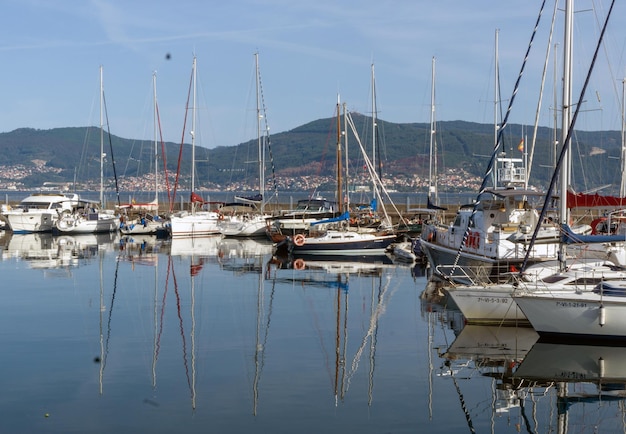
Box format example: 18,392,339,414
1,0,624,149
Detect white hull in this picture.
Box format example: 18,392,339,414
390,241,417,262
6,211,57,233
447,285,528,325
56,214,120,234
218,214,268,237
514,290,626,341
169,211,221,237
120,219,166,235
446,260,626,326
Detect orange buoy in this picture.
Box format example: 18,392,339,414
293,234,306,247
293,258,305,270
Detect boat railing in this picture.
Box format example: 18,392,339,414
435,264,493,286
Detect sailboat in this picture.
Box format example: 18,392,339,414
169,56,221,237
419,21,591,285
119,72,168,236
218,53,273,238
445,0,620,328
56,66,120,234
279,97,397,257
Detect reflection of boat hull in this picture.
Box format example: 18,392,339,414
444,325,538,362
515,342,626,384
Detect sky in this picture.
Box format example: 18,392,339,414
1,0,625,150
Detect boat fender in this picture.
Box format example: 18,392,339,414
294,234,306,247
218,213,224,220
293,258,305,270
599,304,606,327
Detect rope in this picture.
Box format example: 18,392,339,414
450,0,547,274
520,0,616,273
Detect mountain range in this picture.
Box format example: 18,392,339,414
0,114,622,194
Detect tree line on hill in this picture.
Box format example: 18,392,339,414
0,114,622,194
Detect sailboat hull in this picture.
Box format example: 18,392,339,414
169,212,221,237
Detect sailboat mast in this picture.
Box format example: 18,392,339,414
191,56,197,213
619,78,626,198
100,65,104,205
494,29,500,160
343,102,350,211
256,53,265,213
428,56,438,206
559,0,573,226
153,71,159,205
371,63,377,194
336,95,343,213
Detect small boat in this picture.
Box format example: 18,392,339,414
3,192,82,233
281,230,397,256
55,203,120,234
388,238,420,263
119,213,167,236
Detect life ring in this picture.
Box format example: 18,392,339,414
218,213,224,220
293,258,305,270
293,234,306,247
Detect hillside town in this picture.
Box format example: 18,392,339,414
0,160,482,193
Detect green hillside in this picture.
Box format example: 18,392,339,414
0,116,622,194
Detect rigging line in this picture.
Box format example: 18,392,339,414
345,111,405,225
450,0,547,272
171,63,194,212
103,257,121,372
102,92,121,207
520,0,616,273
258,74,279,202
527,0,560,184
173,259,193,396
156,103,172,207
155,256,174,378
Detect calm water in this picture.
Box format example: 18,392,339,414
1,231,625,433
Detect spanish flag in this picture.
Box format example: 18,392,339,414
518,138,524,152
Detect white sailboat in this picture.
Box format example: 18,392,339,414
169,56,221,237
119,71,167,236
219,53,272,238
56,66,120,234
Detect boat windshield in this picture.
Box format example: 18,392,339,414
17,201,54,210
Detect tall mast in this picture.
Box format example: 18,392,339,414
620,77,626,197
191,56,197,213
559,0,573,226
343,102,349,211
99,65,104,205
371,63,377,193
255,53,265,213
553,43,559,171
336,95,343,213
153,71,159,205
494,29,500,159
428,56,438,206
